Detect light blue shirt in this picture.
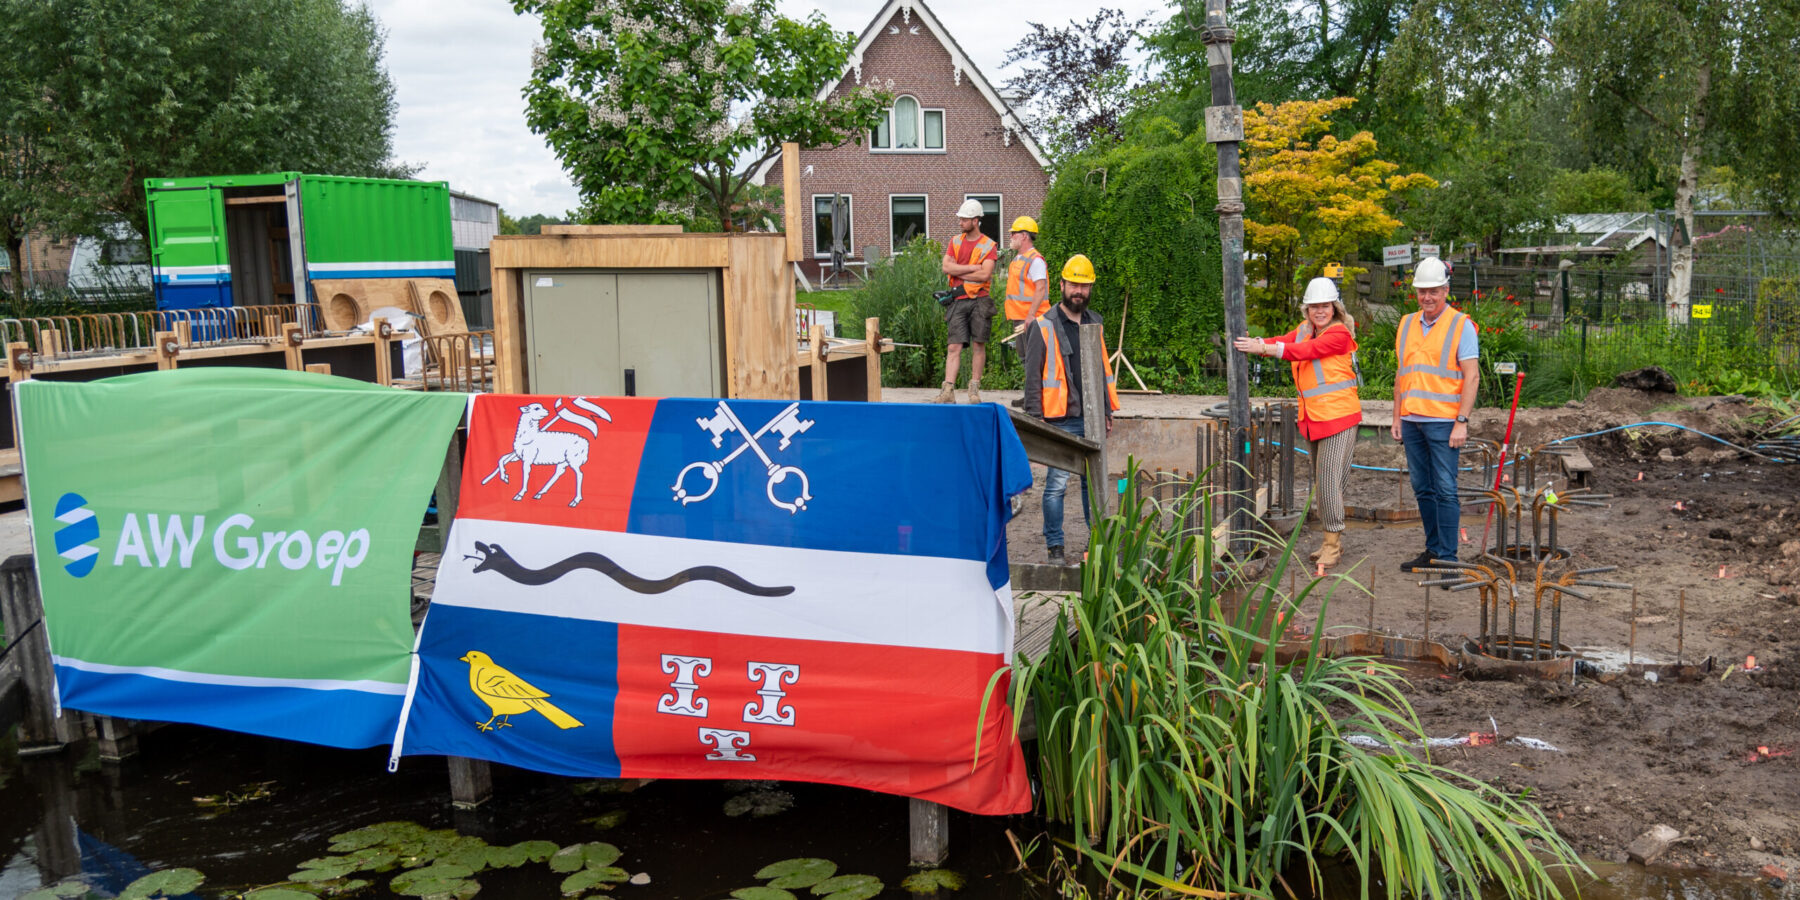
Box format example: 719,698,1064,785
1400,310,1479,423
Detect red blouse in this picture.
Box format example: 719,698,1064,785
1268,325,1361,441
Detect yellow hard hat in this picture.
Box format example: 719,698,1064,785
1061,254,1096,284
1010,216,1039,234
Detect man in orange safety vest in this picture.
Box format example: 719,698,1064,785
1392,257,1480,573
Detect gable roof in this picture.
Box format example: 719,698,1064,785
751,0,1048,183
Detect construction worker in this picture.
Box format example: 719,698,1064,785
1022,254,1119,565
1002,216,1050,409
934,199,999,403
1390,257,1479,573
1233,276,1361,569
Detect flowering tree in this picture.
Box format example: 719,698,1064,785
1242,97,1436,328
517,0,888,227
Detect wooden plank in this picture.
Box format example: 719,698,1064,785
539,224,684,236
0,448,21,503
154,331,179,371
175,320,192,348
1012,562,1082,593
282,323,305,371
723,235,798,399
864,318,882,402
224,195,286,206
0,555,73,751
305,363,332,376
372,317,393,386
909,798,949,866
1008,408,1100,475
809,323,828,400
491,233,730,270
1079,323,1109,507
782,143,802,262
492,267,525,394
1560,446,1594,487
38,329,59,360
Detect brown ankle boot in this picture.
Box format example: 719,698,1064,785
930,381,956,403
1315,531,1343,569
967,379,982,404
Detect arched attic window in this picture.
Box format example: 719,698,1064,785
870,95,944,151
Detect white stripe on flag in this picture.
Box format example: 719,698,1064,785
436,518,1012,655
52,656,409,695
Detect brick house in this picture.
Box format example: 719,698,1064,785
754,0,1049,284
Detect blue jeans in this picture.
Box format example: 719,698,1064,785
1401,420,1461,561
1042,418,1090,549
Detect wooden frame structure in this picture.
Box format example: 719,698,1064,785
490,231,797,399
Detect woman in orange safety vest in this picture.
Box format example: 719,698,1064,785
1233,276,1361,568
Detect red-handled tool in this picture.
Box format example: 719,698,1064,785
1478,370,1526,555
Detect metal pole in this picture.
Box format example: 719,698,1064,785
1199,0,1251,556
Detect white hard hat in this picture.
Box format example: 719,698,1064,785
1302,277,1340,305
956,198,985,219
1413,257,1449,289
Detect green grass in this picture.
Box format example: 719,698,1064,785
1006,466,1587,899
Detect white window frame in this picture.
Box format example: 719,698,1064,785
811,193,855,260
887,193,929,256
963,193,1003,246
870,95,947,154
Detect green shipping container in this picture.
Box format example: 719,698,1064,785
145,172,453,311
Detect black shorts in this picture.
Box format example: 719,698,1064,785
944,295,993,345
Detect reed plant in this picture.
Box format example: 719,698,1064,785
1007,469,1585,899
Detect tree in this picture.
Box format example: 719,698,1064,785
0,2,93,298
513,213,570,235
0,0,406,259
1388,0,1800,320
1549,168,1650,216
1241,97,1436,327
1410,97,1559,254
516,0,887,228
1038,117,1222,376
1000,9,1148,163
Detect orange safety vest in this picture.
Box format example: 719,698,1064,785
1395,307,1470,418
1003,247,1047,320
949,232,996,298
1035,315,1121,420
1290,323,1361,422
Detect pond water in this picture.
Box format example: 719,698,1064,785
0,727,1782,899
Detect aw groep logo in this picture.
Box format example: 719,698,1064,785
47,492,371,586
54,492,100,578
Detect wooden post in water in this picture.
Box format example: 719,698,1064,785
909,797,949,866
1,556,73,751
1079,323,1109,515
431,428,493,809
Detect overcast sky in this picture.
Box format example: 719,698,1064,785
367,0,1168,218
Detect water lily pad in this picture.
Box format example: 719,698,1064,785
900,869,964,893
488,839,558,868
754,859,835,884
730,889,796,900
290,856,363,882
559,866,628,895
439,837,494,873
583,809,628,830
811,874,883,899
20,879,89,900
550,842,624,873
321,878,371,895
329,821,427,852
389,863,474,895
245,890,318,900
767,860,837,889
119,868,206,899
724,789,794,818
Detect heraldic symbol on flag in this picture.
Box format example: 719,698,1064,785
394,394,1035,815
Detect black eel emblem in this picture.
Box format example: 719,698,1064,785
466,541,795,597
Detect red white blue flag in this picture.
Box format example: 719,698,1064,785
391,395,1034,815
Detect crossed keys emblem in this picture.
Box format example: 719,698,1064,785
672,401,814,514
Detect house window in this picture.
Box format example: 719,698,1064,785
964,195,1002,244
812,194,853,258
870,95,945,151
889,195,927,253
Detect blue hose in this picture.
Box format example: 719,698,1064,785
1545,420,1777,460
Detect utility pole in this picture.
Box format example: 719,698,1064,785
1199,0,1251,555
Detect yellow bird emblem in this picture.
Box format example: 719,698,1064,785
459,650,584,732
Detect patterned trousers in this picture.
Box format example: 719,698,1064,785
1309,428,1357,533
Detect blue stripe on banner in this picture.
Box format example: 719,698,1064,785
54,665,403,749
625,400,1031,589
401,605,621,777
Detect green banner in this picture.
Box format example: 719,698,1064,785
20,368,466,747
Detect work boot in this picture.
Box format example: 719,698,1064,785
1315,531,1343,569
1010,397,1025,409
967,379,982,404
1047,545,1064,565
1399,550,1432,573
930,380,956,403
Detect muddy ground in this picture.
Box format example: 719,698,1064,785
1003,385,1800,878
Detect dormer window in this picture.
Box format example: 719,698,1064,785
871,95,945,151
